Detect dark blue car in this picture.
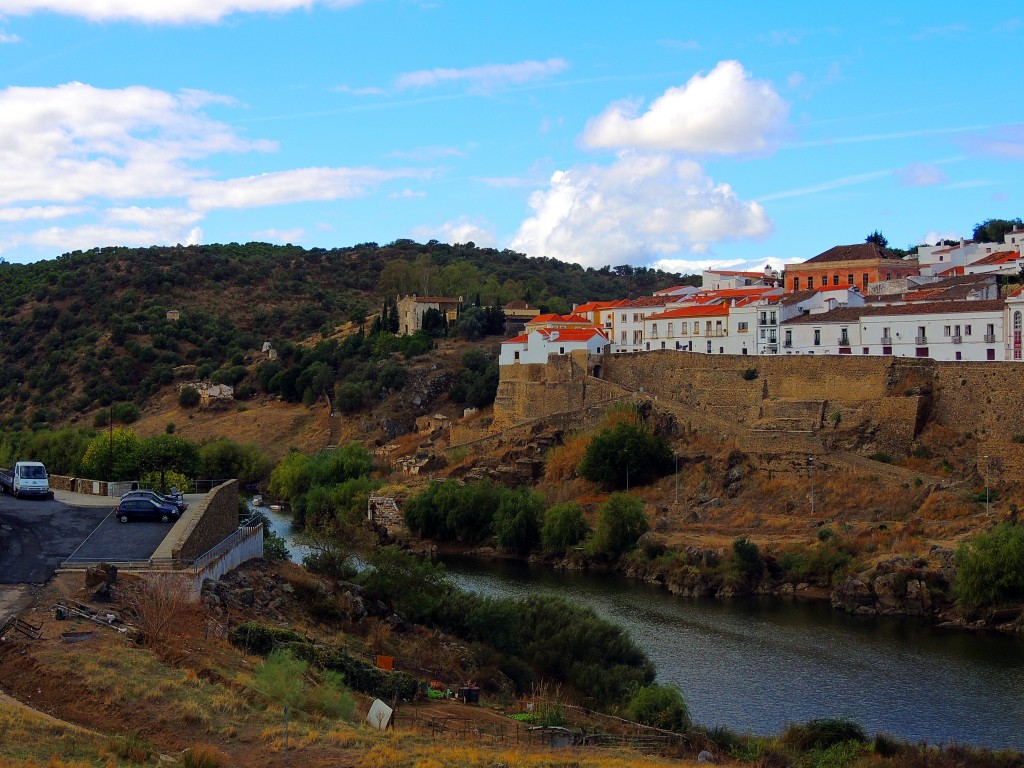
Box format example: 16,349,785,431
120,489,188,513
114,497,181,523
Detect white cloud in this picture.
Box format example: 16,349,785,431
652,256,798,275
388,188,426,199
759,169,893,202
332,85,387,96
964,125,1024,160
0,82,273,206
922,230,962,246
412,216,496,247
0,29,22,43
253,227,305,243
0,0,365,24
394,58,568,93
896,162,947,187
582,61,788,155
0,81,434,259
509,152,771,268
0,205,83,222
189,166,429,210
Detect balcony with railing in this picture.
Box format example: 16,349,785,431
915,335,928,345
952,335,962,344
707,329,728,337
984,333,996,343
837,336,851,346
783,339,793,348
881,335,893,345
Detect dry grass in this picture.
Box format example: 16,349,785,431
545,431,592,483
120,572,202,650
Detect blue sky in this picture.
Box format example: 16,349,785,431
0,1,1021,274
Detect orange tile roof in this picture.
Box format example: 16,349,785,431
653,285,695,294
647,305,730,320
538,327,608,342
969,250,1020,266
502,334,529,344
526,313,593,325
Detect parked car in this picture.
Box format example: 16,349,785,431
114,497,182,523
120,489,188,513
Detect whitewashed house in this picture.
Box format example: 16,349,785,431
499,327,610,366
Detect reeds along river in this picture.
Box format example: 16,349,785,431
259,506,1024,749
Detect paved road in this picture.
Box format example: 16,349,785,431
0,495,110,584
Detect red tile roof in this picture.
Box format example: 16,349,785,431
538,327,608,342
502,334,529,344
783,299,1004,325
801,243,901,264
647,305,730,320
526,313,593,325
968,250,1021,266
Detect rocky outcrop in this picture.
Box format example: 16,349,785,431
830,555,951,618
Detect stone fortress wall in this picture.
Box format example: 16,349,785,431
492,351,1024,483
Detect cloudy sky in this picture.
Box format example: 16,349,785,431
0,1,1021,273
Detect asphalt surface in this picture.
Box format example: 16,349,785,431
66,511,178,564
0,494,111,584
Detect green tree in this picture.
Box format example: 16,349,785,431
626,683,691,732
578,421,674,490
865,230,889,248
268,449,312,501
138,434,200,492
493,487,544,555
590,493,648,557
954,522,1024,609
541,501,589,554
178,385,200,408
973,218,1023,244
80,427,142,481
732,536,765,581
199,438,270,484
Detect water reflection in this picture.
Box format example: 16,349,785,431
442,556,1024,748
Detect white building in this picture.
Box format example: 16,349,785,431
499,327,610,366
781,300,1004,361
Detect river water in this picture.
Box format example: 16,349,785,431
259,506,1024,748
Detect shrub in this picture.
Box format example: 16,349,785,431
741,368,758,380
541,501,589,554
179,385,201,408
626,683,690,732
493,487,544,555
578,416,674,490
732,537,765,580
228,622,310,656
867,452,893,464
781,718,867,751
178,744,229,768
121,573,201,647
590,493,648,558
954,522,1024,609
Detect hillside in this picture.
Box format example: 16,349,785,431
0,240,692,430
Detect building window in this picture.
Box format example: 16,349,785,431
833,274,840,286
620,331,627,344
839,327,850,345
514,351,520,361
759,311,767,324
886,272,892,280
784,329,792,347
707,340,712,353
738,322,749,333
760,329,766,339
814,329,821,346
668,322,674,336
944,326,951,337
621,314,627,322
988,349,997,360
808,276,814,289
965,325,972,336
770,311,776,324
863,347,869,355
956,351,962,361
651,323,658,338
847,274,853,285
559,347,565,355
769,329,777,343
793,277,800,291
862,274,869,289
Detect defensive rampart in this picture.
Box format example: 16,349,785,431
493,351,1024,482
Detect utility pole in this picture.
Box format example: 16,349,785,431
108,403,114,483
984,455,991,515
807,456,815,517
674,454,679,506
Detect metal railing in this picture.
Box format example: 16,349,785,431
952,335,962,344
985,333,996,343
881,336,893,345
837,337,851,346
915,335,928,344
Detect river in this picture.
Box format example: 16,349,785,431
259,506,1024,748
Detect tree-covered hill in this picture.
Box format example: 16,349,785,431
0,240,693,430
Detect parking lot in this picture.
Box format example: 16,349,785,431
0,493,181,584
0,495,110,584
